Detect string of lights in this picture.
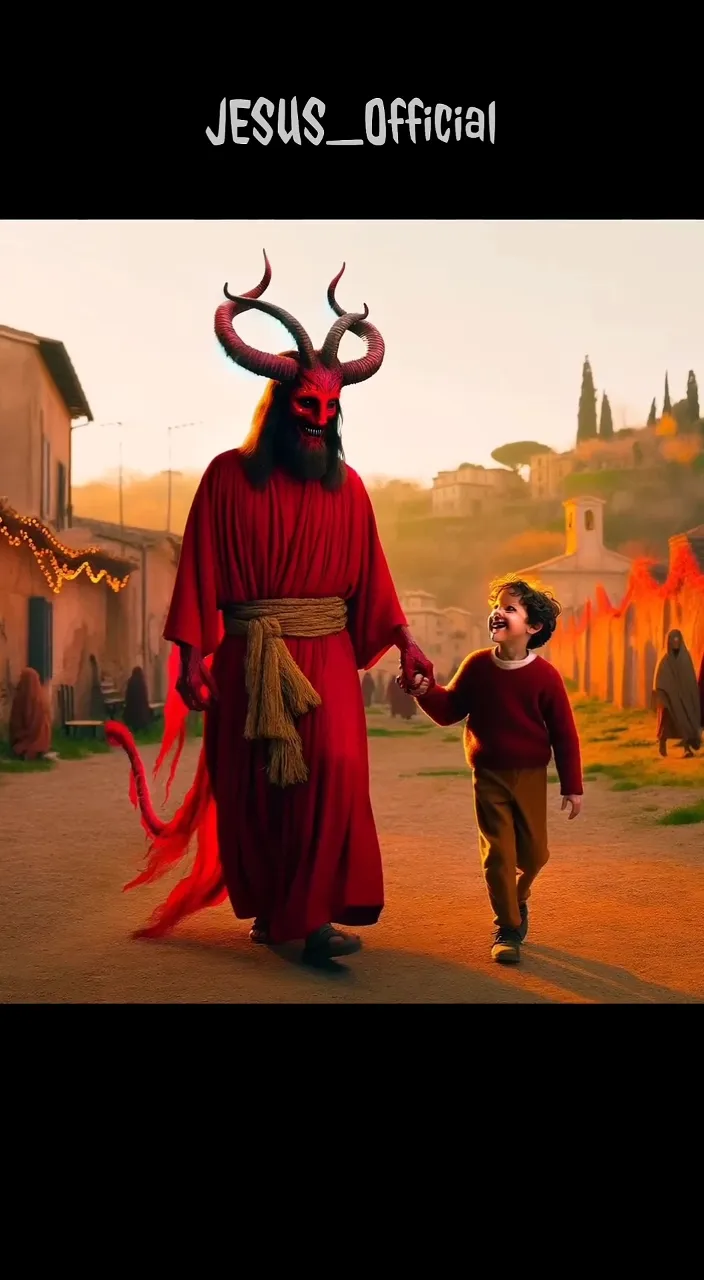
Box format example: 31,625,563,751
0,500,134,596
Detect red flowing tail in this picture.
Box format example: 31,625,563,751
104,642,227,938
104,720,167,837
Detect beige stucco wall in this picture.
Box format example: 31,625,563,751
0,332,72,524
0,335,35,514
36,356,72,525
142,544,177,701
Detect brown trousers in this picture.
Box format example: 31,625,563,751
473,768,550,930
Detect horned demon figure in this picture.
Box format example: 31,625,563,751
107,251,434,965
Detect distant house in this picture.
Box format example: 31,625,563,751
432,462,523,517
0,322,94,530
529,450,576,499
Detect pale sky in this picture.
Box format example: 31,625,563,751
1,219,702,487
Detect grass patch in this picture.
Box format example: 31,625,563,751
0,752,54,773
414,768,468,778
53,717,172,761
572,695,704,790
57,739,112,760
442,733,461,743
656,800,704,826
368,725,431,738
367,714,431,738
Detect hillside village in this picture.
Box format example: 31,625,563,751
369,360,704,617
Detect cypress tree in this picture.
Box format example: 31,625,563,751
577,355,598,442
686,371,700,424
598,392,614,439
647,398,657,427
663,372,672,415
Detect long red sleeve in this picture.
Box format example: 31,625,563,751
541,671,583,796
346,472,407,670
163,462,220,657
415,684,467,726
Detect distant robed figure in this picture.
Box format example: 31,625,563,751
653,629,701,758
9,667,52,761
123,666,152,734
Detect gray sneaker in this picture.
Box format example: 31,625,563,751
491,927,522,964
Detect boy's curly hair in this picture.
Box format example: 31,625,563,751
487,575,562,650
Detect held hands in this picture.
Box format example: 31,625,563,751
175,644,218,713
561,795,582,820
396,672,433,698
396,627,435,698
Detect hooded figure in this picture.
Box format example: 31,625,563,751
653,629,702,757
123,666,152,734
361,670,375,709
387,672,416,720
9,667,52,760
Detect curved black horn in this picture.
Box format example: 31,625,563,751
319,307,370,367
325,263,386,385
327,263,347,317
224,248,272,302
222,295,316,369
215,249,315,381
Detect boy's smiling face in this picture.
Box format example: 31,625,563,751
488,587,542,653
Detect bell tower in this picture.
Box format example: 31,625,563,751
563,495,606,568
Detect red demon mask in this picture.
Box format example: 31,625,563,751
214,251,385,447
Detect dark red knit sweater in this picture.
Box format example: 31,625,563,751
417,648,583,796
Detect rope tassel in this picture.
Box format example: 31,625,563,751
227,597,347,787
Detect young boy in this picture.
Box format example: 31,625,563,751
402,576,583,965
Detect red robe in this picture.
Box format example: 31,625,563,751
128,449,406,944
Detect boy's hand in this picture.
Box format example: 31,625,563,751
397,674,432,698
561,795,582,820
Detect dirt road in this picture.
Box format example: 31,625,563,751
2,719,703,1003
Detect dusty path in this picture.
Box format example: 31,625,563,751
2,720,703,1003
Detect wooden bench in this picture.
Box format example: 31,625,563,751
57,685,103,738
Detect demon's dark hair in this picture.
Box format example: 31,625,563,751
488,575,562,650
239,370,346,492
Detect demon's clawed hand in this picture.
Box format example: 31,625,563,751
396,627,435,697
176,643,218,713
